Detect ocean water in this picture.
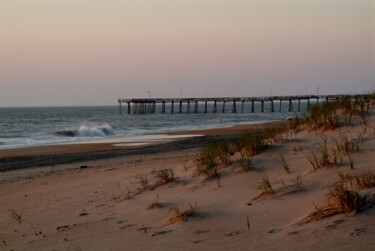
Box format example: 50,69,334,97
0,101,311,149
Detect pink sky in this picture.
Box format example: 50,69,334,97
0,0,374,107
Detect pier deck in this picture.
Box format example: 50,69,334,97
117,94,369,115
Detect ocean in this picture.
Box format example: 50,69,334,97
0,101,311,149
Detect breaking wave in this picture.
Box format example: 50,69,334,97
55,124,114,137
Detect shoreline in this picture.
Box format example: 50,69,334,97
0,120,287,172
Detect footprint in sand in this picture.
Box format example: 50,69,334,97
287,230,301,235
223,230,244,237
151,230,173,236
117,220,128,224
268,229,282,234
119,224,135,230
193,229,210,235
350,228,366,236
325,225,337,230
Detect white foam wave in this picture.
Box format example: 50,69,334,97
77,124,114,137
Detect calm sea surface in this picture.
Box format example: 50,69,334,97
0,101,311,149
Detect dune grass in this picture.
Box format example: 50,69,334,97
168,202,199,223
155,168,175,184
257,176,273,194
355,171,375,189
277,153,290,173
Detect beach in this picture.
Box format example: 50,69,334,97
1,113,375,250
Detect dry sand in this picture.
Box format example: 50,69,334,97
1,116,374,250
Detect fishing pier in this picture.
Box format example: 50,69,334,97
117,94,368,115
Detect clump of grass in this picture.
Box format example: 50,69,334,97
145,202,161,210
155,168,175,184
305,101,340,131
305,151,320,170
347,154,354,170
10,209,22,224
328,183,365,214
332,134,359,154
140,222,150,236
294,173,304,190
216,174,221,187
305,136,331,170
246,215,250,232
135,173,149,190
301,183,366,223
168,202,199,223
241,130,266,157
355,171,375,189
126,187,131,200
289,113,304,133
238,151,255,172
318,135,330,167
195,144,220,179
277,153,290,173
212,140,232,166
257,176,273,194
337,171,353,187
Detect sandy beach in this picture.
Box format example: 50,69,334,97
1,113,375,250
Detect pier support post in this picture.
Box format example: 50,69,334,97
162,101,166,113
213,101,217,113
261,101,264,113
179,101,182,113
204,101,208,113
119,101,122,115
307,98,310,110
171,101,174,113
127,102,131,114
222,101,226,113
251,101,255,113
232,100,237,113
195,101,198,113
289,99,293,112
270,100,274,112
279,100,282,112
241,101,244,113
187,101,190,113
298,99,301,112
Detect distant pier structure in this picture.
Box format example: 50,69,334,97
117,95,369,115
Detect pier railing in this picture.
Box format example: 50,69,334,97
117,94,370,115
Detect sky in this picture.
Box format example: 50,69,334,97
0,0,374,107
